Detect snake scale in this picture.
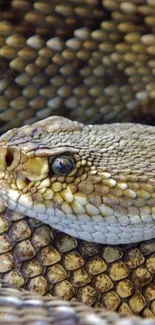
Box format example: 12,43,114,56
0,0,155,324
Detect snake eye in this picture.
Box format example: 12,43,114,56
50,155,75,176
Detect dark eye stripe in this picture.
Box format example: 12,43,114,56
50,155,75,176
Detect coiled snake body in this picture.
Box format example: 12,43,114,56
0,1,155,324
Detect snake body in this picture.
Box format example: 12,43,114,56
0,0,155,324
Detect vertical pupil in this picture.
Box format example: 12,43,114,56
58,160,64,170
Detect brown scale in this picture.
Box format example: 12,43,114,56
0,206,153,318
0,1,154,132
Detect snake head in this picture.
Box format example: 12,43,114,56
0,116,155,245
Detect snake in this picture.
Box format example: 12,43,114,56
0,118,155,325
0,0,155,324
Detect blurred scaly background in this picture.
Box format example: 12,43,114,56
0,0,154,133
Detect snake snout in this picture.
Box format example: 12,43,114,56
0,146,20,171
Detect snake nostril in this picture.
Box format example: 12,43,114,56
5,149,14,167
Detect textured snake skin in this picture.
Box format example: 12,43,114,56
0,0,155,133
1,281,155,325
